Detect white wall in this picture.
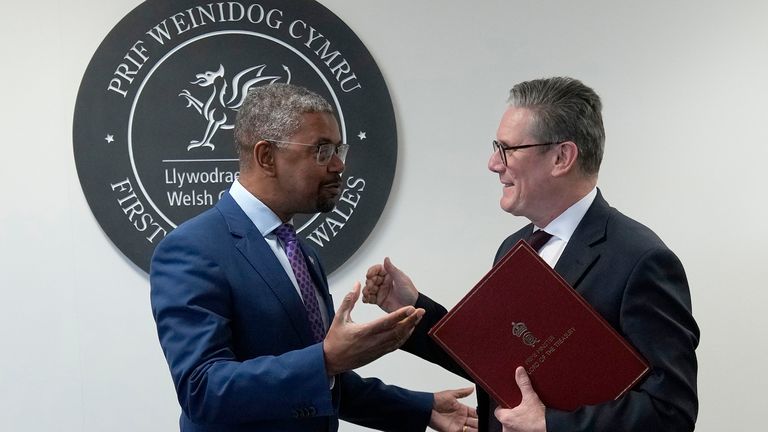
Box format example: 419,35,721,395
1,1,765,430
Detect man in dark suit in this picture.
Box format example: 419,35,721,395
363,77,699,432
150,83,478,432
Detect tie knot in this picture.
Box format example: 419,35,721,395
274,223,298,244
526,229,553,252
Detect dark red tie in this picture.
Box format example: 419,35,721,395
526,229,553,252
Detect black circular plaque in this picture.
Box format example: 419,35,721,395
73,0,397,274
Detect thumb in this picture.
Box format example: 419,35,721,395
335,282,361,323
384,257,407,280
515,366,538,400
383,256,396,273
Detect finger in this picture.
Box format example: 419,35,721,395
450,386,475,399
466,413,479,427
399,307,425,327
388,305,422,330
392,307,424,339
364,274,383,286
467,407,479,421
335,282,361,323
361,292,375,305
362,279,378,304
365,263,384,279
364,275,383,290
515,366,537,399
365,304,419,333
362,289,382,306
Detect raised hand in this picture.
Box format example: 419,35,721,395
494,367,546,432
323,282,425,376
429,387,479,432
363,257,419,313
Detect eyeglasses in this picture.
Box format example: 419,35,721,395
491,140,562,166
266,139,349,165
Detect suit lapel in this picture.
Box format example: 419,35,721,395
216,192,315,345
554,190,611,288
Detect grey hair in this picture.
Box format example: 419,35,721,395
234,83,333,168
507,77,605,175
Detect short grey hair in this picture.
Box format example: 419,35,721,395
234,83,333,167
507,77,605,175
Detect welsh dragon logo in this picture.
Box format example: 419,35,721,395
179,64,292,150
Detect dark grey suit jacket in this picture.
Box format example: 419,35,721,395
402,190,699,431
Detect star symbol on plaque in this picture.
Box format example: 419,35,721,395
105,134,115,143
357,131,367,140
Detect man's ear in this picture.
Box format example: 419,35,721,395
253,140,277,176
552,141,579,177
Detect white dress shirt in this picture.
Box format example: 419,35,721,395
534,187,597,267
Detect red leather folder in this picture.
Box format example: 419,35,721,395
428,240,649,410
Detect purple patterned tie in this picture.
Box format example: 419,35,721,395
274,223,326,343
526,229,553,252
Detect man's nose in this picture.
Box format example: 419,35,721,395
488,149,504,173
328,153,345,173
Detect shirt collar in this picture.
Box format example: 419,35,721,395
229,180,284,237
536,187,597,242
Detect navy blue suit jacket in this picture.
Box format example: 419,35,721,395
150,192,432,431
402,190,699,431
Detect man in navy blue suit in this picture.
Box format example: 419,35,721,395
150,83,479,431
363,77,699,432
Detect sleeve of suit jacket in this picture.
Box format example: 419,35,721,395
338,371,432,431
400,294,469,380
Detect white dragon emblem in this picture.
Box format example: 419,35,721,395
179,64,292,150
